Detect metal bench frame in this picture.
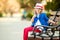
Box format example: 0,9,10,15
30,8,60,40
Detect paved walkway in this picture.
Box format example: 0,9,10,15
0,17,59,40
0,17,31,40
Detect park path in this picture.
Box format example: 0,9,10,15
0,17,31,40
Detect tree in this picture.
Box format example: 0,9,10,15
19,0,42,8
0,0,7,13
50,0,60,11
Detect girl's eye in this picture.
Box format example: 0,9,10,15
39,9,41,10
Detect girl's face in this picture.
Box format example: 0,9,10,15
35,8,43,14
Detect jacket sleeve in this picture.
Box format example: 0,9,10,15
44,13,49,21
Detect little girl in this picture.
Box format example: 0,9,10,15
23,3,56,40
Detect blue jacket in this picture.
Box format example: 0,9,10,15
31,13,49,27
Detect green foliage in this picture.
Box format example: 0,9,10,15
0,13,3,17
45,2,51,11
55,0,60,9
45,0,60,11
19,0,42,8
17,0,60,11
58,21,60,24
26,13,33,19
51,0,58,11
46,12,51,18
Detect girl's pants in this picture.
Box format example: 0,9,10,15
23,26,42,40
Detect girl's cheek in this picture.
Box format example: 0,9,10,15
35,9,37,13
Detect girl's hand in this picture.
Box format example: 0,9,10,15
53,21,58,26
31,15,36,22
48,19,58,26
34,9,37,15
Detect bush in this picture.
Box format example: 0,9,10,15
26,12,51,19
26,13,33,19
0,13,3,17
58,21,60,24
46,12,51,18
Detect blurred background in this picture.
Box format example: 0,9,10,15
0,0,60,18
0,0,60,40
